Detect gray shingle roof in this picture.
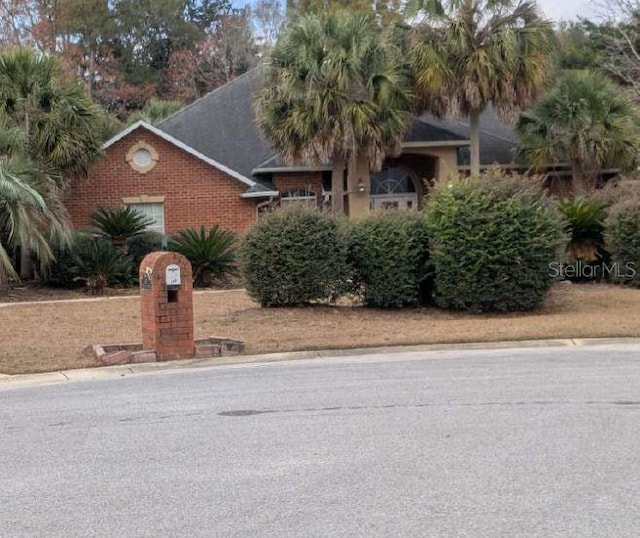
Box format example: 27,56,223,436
159,68,274,184
404,118,467,143
158,67,520,185
419,106,518,166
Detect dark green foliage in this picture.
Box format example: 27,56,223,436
125,231,165,271
73,237,135,292
45,233,92,289
604,200,640,288
240,207,350,306
169,225,238,287
348,211,431,307
90,206,154,247
46,233,133,292
557,196,609,281
425,173,564,313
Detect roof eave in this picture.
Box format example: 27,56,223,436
252,165,332,174
241,190,279,198
402,140,470,148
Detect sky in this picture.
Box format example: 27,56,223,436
536,0,597,23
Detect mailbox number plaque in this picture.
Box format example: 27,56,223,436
166,264,181,286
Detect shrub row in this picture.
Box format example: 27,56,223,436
240,174,566,312
553,179,640,286
46,206,239,291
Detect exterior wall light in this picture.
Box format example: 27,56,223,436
357,178,365,194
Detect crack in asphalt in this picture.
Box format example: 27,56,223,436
217,400,640,417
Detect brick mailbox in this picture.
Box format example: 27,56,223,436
139,251,195,360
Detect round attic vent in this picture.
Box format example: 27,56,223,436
133,148,153,168
126,141,159,173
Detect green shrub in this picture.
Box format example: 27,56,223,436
557,196,609,281
425,173,564,312
604,199,640,287
73,237,134,292
169,225,238,287
126,231,165,272
240,207,350,306
46,234,133,292
348,211,431,307
90,205,153,247
45,232,91,289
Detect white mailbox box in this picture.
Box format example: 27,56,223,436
165,264,181,286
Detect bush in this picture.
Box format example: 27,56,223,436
557,196,609,281
425,173,564,312
604,199,640,287
126,231,165,272
348,211,431,307
90,205,153,247
73,237,134,293
169,225,238,287
46,234,133,292
240,207,350,306
45,232,91,289
598,177,640,205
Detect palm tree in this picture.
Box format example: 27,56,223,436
407,0,556,175
0,48,107,278
127,98,184,125
254,10,413,213
516,70,640,193
0,49,107,178
90,206,154,248
0,154,69,284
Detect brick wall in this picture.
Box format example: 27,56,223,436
65,128,259,235
273,172,325,207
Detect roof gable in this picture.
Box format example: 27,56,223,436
102,120,258,188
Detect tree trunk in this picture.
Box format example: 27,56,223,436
571,161,593,194
20,246,33,280
21,110,33,279
331,154,345,215
88,47,95,97
469,109,481,176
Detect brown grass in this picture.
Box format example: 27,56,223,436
2,283,640,375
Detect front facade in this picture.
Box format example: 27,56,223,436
67,68,555,236
66,123,263,235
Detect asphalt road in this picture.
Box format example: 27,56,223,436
2,344,640,537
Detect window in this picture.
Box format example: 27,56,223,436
128,202,165,234
132,148,153,168
280,189,317,208
371,167,416,195
126,141,159,173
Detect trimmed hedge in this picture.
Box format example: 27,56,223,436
425,173,564,312
240,207,350,306
348,210,431,307
604,199,640,287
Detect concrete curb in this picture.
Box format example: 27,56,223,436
2,336,640,391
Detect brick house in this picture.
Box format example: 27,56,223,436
65,68,579,235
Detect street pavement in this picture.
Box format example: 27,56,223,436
2,344,640,537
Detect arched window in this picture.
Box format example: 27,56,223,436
370,167,416,195
280,189,317,208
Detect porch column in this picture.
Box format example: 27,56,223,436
346,154,370,218
429,149,458,181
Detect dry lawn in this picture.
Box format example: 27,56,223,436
2,283,640,375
